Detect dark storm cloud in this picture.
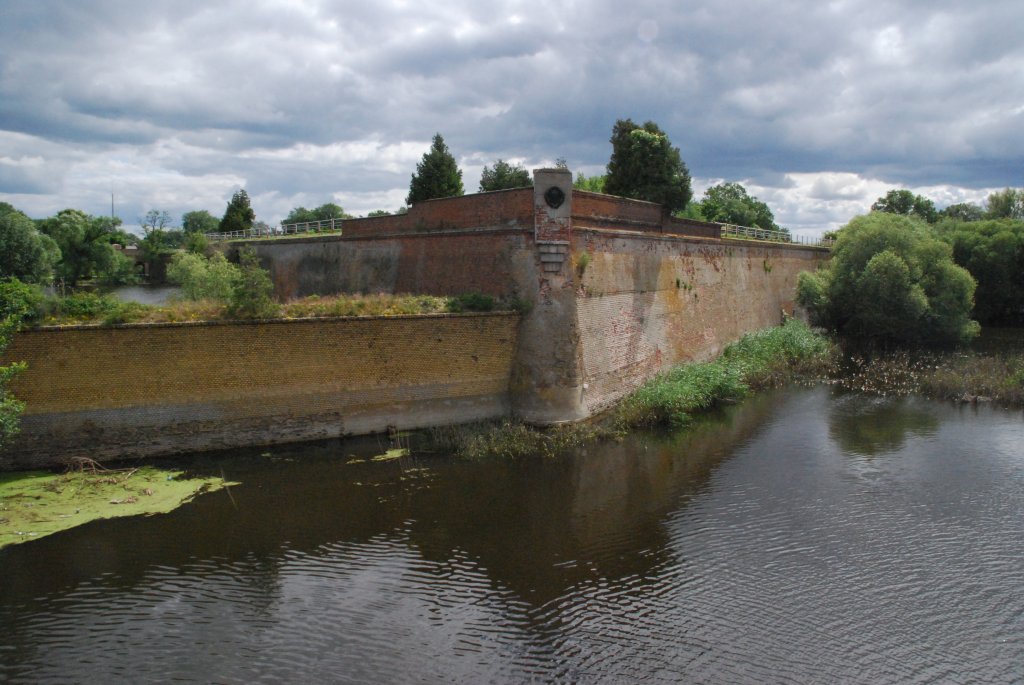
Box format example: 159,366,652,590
0,0,1021,231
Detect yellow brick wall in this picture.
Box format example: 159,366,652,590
1,313,519,468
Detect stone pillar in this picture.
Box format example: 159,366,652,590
510,168,588,424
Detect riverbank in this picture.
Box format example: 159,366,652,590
829,341,1024,407
419,319,836,459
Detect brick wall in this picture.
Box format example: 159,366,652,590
573,229,829,413
1,313,519,469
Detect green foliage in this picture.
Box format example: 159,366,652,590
697,182,779,230
0,313,26,449
479,159,531,192
984,188,1024,220
603,119,692,213
407,133,464,205
181,210,220,234
935,218,1024,325
366,210,392,217
940,202,984,222
167,252,240,301
219,189,256,234
0,203,60,284
0,277,45,324
284,203,352,224
573,172,606,193
38,209,128,286
797,213,979,345
96,249,140,286
446,292,495,313
616,319,831,428
184,231,209,254
871,189,938,223
228,247,277,319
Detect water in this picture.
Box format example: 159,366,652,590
1,386,1023,683
107,285,181,305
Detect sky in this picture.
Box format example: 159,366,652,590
1,0,1021,238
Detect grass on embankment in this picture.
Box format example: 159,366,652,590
424,319,834,459
615,318,834,428
33,291,509,327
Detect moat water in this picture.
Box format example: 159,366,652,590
1,386,1022,683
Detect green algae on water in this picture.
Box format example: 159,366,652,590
0,466,238,549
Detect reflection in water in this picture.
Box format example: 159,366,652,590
828,391,939,456
1,387,1023,683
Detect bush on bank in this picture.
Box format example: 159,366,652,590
798,213,979,346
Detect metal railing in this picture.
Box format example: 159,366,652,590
720,223,834,248
205,218,344,242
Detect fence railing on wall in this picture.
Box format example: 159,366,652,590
720,224,834,248
205,218,344,242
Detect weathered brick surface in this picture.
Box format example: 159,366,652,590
573,229,829,413
1,314,519,469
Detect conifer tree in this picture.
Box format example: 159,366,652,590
219,189,255,234
407,134,464,205
479,159,531,191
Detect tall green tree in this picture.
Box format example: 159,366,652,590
984,188,1024,220
797,213,978,345
407,133,464,205
219,189,256,234
38,209,121,287
603,119,692,213
182,210,220,234
935,218,1024,325
479,159,531,192
697,182,779,230
871,189,938,223
0,203,60,284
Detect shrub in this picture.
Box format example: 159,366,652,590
797,213,979,345
0,277,45,323
167,252,239,301
446,293,495,313
228,247,278,319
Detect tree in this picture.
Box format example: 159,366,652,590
479,159,531,192
797,213,978,345
603,119,692,213
182,210,220,235
228,248,277,319
697,182,779,231
407,133,464,205
167,252,239,301
984,188,1024,220
940,202,984,222
0,203,60,283
573,172,606,193
219,189,255,234
871,189,938,223
38,209,120,286
935,218,1024,325
283,203,352,225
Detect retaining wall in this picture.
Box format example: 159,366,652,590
1,314,519,469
